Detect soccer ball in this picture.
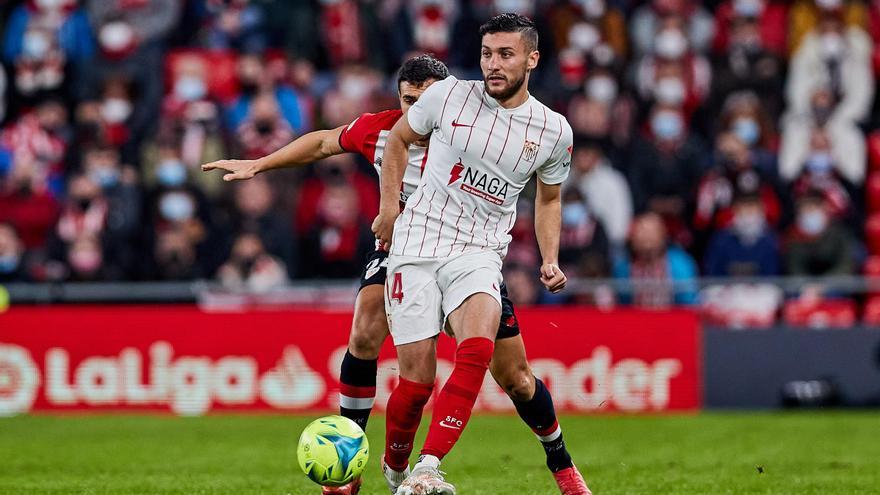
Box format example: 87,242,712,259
297,415,370,487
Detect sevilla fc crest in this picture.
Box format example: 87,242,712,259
522,140,539,162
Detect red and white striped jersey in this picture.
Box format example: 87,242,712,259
390,76,573,259
338,109,428,205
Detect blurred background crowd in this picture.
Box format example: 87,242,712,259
1,0,880,321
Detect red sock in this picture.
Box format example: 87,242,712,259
385,376,434,471
420,337,494,460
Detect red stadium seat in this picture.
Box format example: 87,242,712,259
868,172,880,213
869,131,880,172
862,295,880,325
165,49,240,105
783,298,857,328
866,213,880,256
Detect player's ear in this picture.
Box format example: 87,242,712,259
527,50,539,71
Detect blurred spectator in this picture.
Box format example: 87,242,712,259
320,65,390,127
613,212,699,307
693,131,782,238
784,191,857,276
559,188,610,274
712,0,788,57
789,128,858,225
317,0,385,69
786,7,875,125
0,98,69,197
0,222,29,282
716,91,778,173
630,0,716,57
150,226,205,280
197,0,266,52
80,145,141,264
709,9,786,120
788,0,870,56
0,172,58,251
300,182,374,279
780,91,866,184
502,262,541,306
2,0,94,111
704,193,780,276
81,0,181,150
233,92,294,160
505,198,540,268
634,25,712,113
64,234,111,281
218,231,287,291
231,174,296,277
225,53,305,134
568,140,632,247
627,103,706,246
295,154,380,238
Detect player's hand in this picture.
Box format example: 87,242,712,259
540,263,567,294
201,159,260,181
371,208,399,250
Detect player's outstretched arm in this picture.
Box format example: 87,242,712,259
371,113,425,247
535,179,567,293
201,125,347,181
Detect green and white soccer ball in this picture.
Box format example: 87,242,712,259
297,415,370,487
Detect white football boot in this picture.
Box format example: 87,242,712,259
394,455,456,495
382,455,411,494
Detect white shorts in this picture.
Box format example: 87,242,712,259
385,250,503,346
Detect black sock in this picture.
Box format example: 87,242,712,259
338,350,378,432
512,378,574,473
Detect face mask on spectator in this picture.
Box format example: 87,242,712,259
732,211,765,242
580,0,606,18
732,118,760,146
654,77,686,105
339,76,371,100
160,192,195,222
0,254,20,274
174,76,207,102
816,0,843,10
562,202,589,227
798,210,828,236
101,98,132,124
820,32,845,60
90,167,120,189
651,110,684,141
23,31,51,59
654,29,688,59
69,248,102,273
75,197,93,211
568,23,601,52
35,0,69,9
733,0,764,18
99,22,135,53
494,0,533,15
157,159,187,187
585,75,617,104
806,152,834,175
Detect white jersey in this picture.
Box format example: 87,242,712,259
390,76,573,259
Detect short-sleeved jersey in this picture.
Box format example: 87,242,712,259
338,109,428,205
391,76,573,259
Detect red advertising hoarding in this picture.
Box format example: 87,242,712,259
0,306,700,415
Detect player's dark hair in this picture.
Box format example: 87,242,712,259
397,54,449,89
479,13,539,52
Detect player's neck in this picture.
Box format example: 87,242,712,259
496,87,530,109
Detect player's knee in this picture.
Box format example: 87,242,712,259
500,369,535,402
348,318,386,359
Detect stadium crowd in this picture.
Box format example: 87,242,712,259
0,0,879,317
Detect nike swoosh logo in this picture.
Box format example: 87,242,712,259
451,120,473,128
439,420,462,430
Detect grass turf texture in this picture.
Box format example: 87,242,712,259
1,412,879,494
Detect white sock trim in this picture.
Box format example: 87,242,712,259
339,394,376,410
536,425,562,443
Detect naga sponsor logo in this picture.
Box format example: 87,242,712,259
447,158,509,205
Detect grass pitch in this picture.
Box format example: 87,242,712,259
1,412,878,494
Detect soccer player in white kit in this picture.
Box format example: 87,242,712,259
372,14,588,495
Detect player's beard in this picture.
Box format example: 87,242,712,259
484,68,527,102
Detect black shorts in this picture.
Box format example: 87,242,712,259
358,248,521,340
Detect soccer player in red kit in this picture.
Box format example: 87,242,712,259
204,54,588,495
371,15,590,495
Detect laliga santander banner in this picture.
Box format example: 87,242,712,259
0,306,700,416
